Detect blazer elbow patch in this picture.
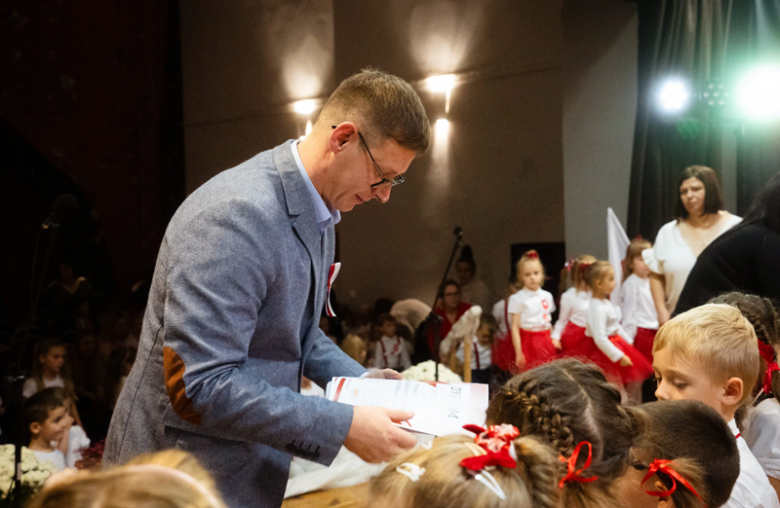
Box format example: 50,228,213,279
163,347,202,425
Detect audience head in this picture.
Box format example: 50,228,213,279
370,431,560,508
340,334,368,365
740,171,780,235
505,275,519,298
29,449,227,508
441,280,462,312
476,314,498,347
615,400,739,508
674,166,724,220
77,331,98,356
32,339,74,396
709,292,780,398
456,246,477,286
24,388,68,444
486,359,642,506
571,255,597,292
515,251,545,292
623,238,652,281
378,313,399,338
583,261,614,297
653,304,760,420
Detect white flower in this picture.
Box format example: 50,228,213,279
403,361,462,383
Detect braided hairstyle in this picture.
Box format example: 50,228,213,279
370,434,560,508
709,292,780,399
486,359,644,508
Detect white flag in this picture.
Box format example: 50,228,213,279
607,208,630,308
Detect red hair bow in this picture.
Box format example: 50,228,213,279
758,340,779,395
642,459,705,505
525,252,539,259
460,424,520,471
579,262,592,275
559,441,598,488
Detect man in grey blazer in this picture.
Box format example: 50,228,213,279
104,70,431,507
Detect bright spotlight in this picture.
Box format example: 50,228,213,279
435,118,450,137
426,74,457,93
735,64,780,122
657,79,690,114
293,99,317,115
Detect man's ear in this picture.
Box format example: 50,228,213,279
329,122,357,152
654,481,675,508
722,376,744,408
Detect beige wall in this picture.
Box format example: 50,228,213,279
179,0,638,309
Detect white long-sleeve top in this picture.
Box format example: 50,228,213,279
585,298,626,362
508,288,556,331
744,398,780,482
725,418,780,508
551,288,591,339
374,335,411,370
620,274,659,340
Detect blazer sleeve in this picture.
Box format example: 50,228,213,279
303,327,367,388
162,198,354,465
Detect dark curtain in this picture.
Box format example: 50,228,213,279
629,0,780,238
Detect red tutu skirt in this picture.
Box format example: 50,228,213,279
633,327,657,364
558,322,590,362
587,335,653,386
494,329,557,373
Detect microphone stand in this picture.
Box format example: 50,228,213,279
426,226,463,382
9,223,60,508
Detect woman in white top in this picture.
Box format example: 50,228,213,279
643,166,741,323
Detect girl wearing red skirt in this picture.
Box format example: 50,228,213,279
551,254,596,362
583,261,652,402
619,238,658,364
503,250,559,372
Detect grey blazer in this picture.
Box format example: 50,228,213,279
104,141,367,508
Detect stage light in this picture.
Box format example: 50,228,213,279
293,99,317,115
735,64,780,121
426,74,457,94
657,79,690,114
435,118,450,137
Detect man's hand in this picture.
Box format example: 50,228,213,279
344,407,416,463
365,369,403,380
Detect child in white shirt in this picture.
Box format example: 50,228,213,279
506,250,557,371
621,238,659,364
552,254,595,360
374,314,412,371
454,314,497,384
653,304,780,508
24,388,71,472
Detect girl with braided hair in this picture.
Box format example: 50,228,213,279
709,292,780,499
369,428,561,508
486,359,645,508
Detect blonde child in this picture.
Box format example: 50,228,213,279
615,399,740,508
583,261,652,392
24,339,82,427
341,333,368,366
30,449,227,508
487,359,643,508
454,314,497,384
621,238,658,364
370,426,560,508
503,251,557,372
710,292,780,499
49,388,90,469
551,255,596,359
653,304,779,508
375,314,412,371
24,388,72,472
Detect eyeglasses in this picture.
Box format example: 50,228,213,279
332,125,405,188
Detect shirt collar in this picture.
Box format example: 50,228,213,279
291,140,340,233
727,418,739,436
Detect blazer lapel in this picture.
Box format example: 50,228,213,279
273,141,323,310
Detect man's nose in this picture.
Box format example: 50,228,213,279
373,185,392,204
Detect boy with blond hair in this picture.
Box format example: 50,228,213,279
653,303,779,508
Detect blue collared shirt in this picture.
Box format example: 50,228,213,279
291,140,341,234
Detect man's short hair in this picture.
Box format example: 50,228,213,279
24,388,65,428
653,304,760,403
318,69,431,154
635,400,740,508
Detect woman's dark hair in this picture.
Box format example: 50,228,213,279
458,245,477,274
674,166,724,220
739,172,780,235
441,279,461,294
